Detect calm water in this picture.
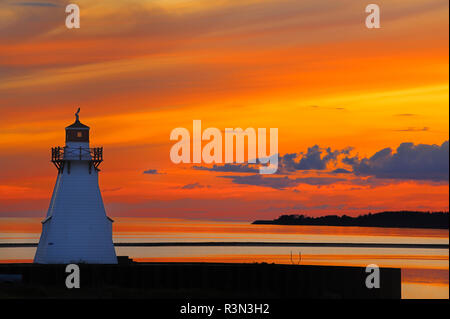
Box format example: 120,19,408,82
0,217,448,299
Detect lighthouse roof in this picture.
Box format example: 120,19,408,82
66,119,90,130
66,108,89,130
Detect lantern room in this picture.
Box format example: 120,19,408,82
65,108,90,144
66,121,89,143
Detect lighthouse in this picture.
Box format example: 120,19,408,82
34,109,117,264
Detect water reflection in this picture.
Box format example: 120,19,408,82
0,217,448,299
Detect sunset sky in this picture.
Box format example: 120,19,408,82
0,0,448,221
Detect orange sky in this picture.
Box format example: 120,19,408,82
0,0,448,221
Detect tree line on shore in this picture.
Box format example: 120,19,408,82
252,211,449,229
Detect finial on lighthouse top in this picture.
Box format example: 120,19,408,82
66,108,89,130
75,107,80,122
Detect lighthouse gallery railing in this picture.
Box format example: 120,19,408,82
51,146,103,173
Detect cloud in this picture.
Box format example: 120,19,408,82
278,146,352,172
143,169,163,175
192,146,351,175
193,163,259,173
1,0,63,45
344,141,449,182
394,113,417,117
332,168,351,174
220,175,298,190
394,127,429,132
296,145,343,170
181,182,210,190
307,105,346,111
220,174,346,190
13,2,60,7
191,141,449,184
295,177,346,185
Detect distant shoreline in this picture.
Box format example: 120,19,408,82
252,211,449,230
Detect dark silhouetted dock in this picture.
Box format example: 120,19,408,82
0,262,401,299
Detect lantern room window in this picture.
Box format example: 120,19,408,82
77,131,83,138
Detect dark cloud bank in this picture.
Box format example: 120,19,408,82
344,141,449,182
193,141,449,189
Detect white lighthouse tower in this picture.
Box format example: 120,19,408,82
34,109,117,264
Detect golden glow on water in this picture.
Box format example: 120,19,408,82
0,217,448,298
